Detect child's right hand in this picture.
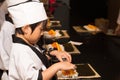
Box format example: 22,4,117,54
41,61,76,80
56,62,76,71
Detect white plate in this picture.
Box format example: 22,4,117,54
44,30,70,39
83,25,100,32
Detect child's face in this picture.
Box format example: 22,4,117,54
25,22,44,45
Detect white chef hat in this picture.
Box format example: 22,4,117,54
7,0,40,7
8,2,48,28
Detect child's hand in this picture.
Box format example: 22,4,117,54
50,50,72,62
57,62,76,70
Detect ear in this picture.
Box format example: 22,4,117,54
22,25,31,34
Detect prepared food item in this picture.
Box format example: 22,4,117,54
48,29,56,36
87,24,97,30
47,42,76,52
84,24,99,31
61,69,78,78
44,30,62,38
51,42,62,51
47,42,64,51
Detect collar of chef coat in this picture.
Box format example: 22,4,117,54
12,35,50,68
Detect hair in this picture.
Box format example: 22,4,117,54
5,13,13,24
0,0,5,3
15,20,47,35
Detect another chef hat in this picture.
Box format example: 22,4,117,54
7,0,40,7
8,2,48,28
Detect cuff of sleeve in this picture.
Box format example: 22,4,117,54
37,70,43,80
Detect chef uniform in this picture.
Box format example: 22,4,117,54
8,1,57,80
0,0,26,79
0,14,14,80
0,0,41,80
0,1,15,79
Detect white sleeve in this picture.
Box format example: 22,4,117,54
0,21,14,70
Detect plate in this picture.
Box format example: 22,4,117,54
44,30,70,39
73,26,101,35
83,25,100,32
45,43,80,54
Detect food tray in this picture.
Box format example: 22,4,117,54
57,63,101,80
45,43,80,54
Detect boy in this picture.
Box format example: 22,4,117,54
8,1,75,80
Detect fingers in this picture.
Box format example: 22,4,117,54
55,51,72,62
64,52,72,62
64,62,76,70
68,53,72,62
73,65,77,70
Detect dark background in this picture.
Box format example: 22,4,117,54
50,0,120,80
53,0,120,80
70,0,108,26
69,1,120,80
70,0,120,29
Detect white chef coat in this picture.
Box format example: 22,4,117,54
9,42,46,80
0,21,15,80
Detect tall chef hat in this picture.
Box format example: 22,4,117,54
7,0,40,7
8,1,48,28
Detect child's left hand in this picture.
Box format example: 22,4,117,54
50,50,72,62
